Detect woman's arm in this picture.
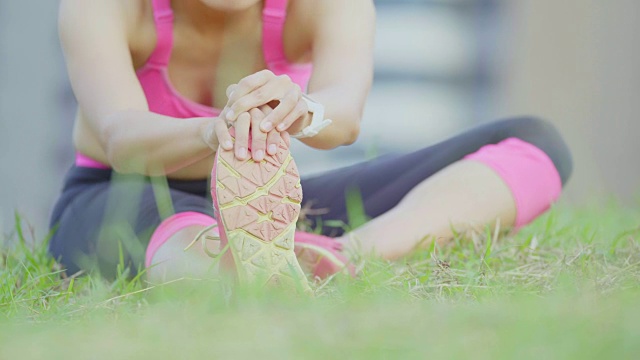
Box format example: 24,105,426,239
59,0,230,175
301,0,376,149
222,0,375,151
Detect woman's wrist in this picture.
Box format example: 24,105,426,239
287,111,313,135
198,117,220,151
199,116,235,153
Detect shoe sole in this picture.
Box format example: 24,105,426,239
213,141,311,291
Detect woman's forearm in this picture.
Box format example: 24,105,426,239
102,110,215,176
298,87,366,150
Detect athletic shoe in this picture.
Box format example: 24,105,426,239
211,134,311,292
295,231,356,279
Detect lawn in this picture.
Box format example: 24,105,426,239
1,203,639,359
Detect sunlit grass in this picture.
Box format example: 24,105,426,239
1,203,640,359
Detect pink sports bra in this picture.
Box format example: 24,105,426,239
76,0,313,169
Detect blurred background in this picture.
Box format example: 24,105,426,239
1,0,639,233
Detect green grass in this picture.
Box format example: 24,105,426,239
1,204,640,359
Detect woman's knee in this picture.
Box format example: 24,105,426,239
145,212,217,268
495,116,573,185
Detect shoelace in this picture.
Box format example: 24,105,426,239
184,223,229,259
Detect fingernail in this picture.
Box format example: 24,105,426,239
277,124,286,131
229,91,235,99
268,144,277,154
223,140,233,149
254,150,264,161
261,122,273,131
237,147,247,159
226,110,235,120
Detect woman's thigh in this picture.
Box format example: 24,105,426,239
300,116,572,235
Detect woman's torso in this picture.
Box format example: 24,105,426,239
73,0,315,180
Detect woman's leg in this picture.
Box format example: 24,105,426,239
301,117,573,259
50,167,343,283
146,226,217,282
49,167,223,280
144,212,222,283
344,160,516,259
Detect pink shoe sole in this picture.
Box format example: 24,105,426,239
211,136,311,291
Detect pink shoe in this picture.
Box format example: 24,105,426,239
211,132,311,291
295,231,356,279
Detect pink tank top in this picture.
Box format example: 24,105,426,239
76,0,313,169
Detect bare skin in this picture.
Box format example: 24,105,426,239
60,0,372,177
340,161,517,260
59,0,518,282
146,226,222,283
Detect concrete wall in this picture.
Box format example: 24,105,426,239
492,0,640,203
0,1,67,234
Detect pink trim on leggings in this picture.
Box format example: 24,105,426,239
75,152,110,169
464,138,562,228
145,211,217,267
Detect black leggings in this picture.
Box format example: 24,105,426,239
302,117,571,232
49,117,572,277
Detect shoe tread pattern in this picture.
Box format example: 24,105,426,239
214,141,309,290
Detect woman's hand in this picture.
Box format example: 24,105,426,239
205,105,285,162
232,105,286,162
223,70,310,134
202,116,233,152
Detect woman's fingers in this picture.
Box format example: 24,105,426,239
259,105,273,116
219,84,239,122
223,69,305,134
261,86,302,132
213,118,233,150
227,80,281,122
266,130,282,155
202,117,232,150
258,106,281,155
234,112,251,160
281,130,291,148
225,70,275,121
250,108,268,161
226,84,238,98
275,96,309,132
226,72,302,128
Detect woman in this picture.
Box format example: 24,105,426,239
50,0,572,289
